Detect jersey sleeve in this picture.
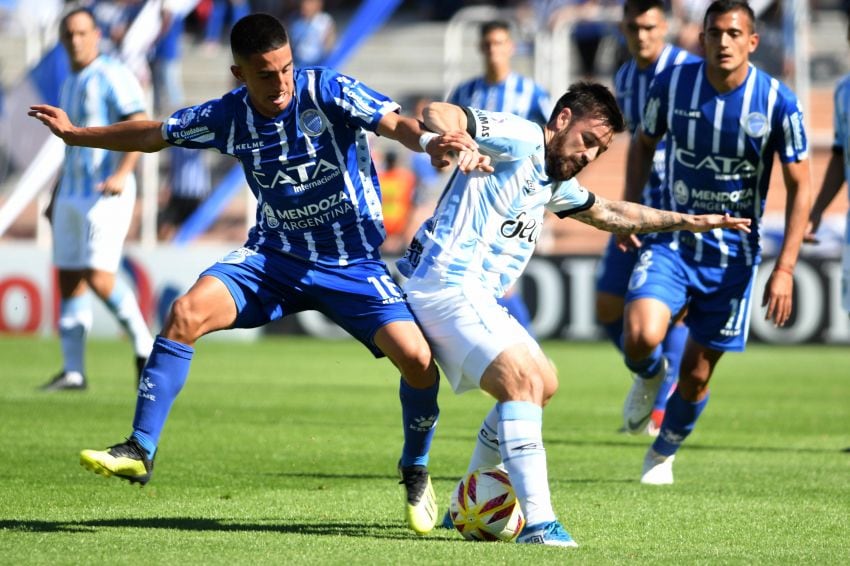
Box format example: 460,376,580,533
104,63,145,119
317,69,400,132
464,107,543,161
773,84,808,163
641,68,671,139
162,97,229,152
546,178,596,218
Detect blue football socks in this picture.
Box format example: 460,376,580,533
656,324,688,409
131,336,194,460
652,389,709,457
398,371,440,467
625,344,664,379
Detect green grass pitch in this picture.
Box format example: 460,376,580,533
0,337,847,565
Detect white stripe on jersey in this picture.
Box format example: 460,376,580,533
687,67,703,150
712,99,725,154
243,95,262,170
737,70,757,157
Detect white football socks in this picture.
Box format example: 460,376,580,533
464,404,503,475
498,401,556,526
59,295,93,375
105,280,154,358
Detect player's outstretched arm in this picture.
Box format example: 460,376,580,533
572,194,752,235
28,104,168,152
377,110,490,173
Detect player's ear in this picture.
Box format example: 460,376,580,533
557,107,572,130
230,65,244,83
748,32,759,53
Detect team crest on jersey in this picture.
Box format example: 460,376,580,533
178,107,196,128
299,109,326,136
673,181,689,206
741,112,769,138
219,247,257,264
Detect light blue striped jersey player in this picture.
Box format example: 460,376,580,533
58,54,145,198
832,73,850,234
642,61,808,267
614,44,698,208
398,108,594,298
162,67,398,267
447,72,552,125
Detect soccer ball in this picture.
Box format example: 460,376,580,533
449,467,525,542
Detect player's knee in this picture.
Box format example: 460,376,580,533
395,339,435,386
164,295,203,342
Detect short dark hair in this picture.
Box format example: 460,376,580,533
703,0,756,32
480,20,511,39
623,0,665,17
549,82,626,133
230,13,289,60
60,7,97,31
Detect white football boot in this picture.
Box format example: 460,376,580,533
640,448,675,485
622,357,668,434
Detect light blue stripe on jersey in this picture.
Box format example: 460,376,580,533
58,55,145,198
448,72,552,125
163,67,397,267
614,44,698,208
643,62,808,267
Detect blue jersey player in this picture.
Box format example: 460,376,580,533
620,1,811,484
447,19,552,334
407,85,750,546
30,13,487,535
595,0,699,435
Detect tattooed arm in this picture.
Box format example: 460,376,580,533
572,194,752,234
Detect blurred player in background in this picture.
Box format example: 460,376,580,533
41,7,153,392
595,0,699,435
805,16,850,316
447,19,552,335
404,83,750,546
31,13,488,535
620,0,811,484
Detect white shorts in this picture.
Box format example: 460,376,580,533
51,177,136,272
841,244,850,313
404,281,540,394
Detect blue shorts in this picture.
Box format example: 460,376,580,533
595,235,639,297
201,247,415,357
625,244,758,352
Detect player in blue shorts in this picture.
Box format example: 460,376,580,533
596,0,699,435
30,13,488,535
619,0,811,484
447,19,552,335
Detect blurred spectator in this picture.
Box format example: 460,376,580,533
151,0,190,116
378,150,416,254
546,0,623,80
202,0,250,54
158,145,212,241
91,0,146,55
288,0,336,67
670,0,710,55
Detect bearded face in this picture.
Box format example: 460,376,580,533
544,116,614,181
